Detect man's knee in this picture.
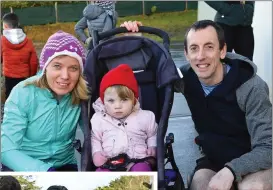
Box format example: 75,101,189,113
190,169,216,190
237,169,272,190
238,181,269,190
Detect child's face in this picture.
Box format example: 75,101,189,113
104,88,134,119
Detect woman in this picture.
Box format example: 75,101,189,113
1,31,89,171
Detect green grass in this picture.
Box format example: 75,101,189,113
118,10,197,42
24,10,197,44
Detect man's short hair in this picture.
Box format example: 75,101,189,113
0,176,21,190
2,13,19,28
184,20,226,53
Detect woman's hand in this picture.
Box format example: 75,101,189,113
120,21,143,32
93,151,108,167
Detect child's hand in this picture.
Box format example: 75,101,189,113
93,151,108,167
147,147,156,157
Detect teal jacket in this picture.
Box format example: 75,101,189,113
1,75,81,171
205,1,255,26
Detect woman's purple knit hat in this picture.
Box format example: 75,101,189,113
40,30,86,73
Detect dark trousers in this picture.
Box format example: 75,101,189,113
4,77,26,99
218,23,254,61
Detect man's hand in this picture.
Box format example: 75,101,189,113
147,146,156,157
208,167,235,190
120,21,143,32
93,151,108,167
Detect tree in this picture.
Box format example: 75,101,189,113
15,176,42,190
94,176,150,190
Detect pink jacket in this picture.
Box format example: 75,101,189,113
91,98,158,159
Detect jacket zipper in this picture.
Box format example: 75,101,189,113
52,100,60,156
111,139,115,157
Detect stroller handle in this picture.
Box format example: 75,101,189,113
92,26,170,51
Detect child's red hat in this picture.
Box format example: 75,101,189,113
100,64,139,102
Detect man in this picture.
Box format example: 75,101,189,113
205,1,255,60
0,176,21,190
121,19,271,189
175,20,272,190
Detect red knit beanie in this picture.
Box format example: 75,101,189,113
100,64,139,102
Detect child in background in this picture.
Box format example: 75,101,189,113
1,13,38,99
91,64,158,171
75,0,117,46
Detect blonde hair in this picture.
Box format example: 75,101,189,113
25,73,90,105
105,85,136,104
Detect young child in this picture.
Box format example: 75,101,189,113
75,0,117,45
91,64,158,171
1,13,38,99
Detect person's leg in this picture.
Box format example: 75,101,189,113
234,25,254,60
5,77,13,99
189,168,216,190
189,156,228,190
217,23,235,53
237,168,272,190
129,162,152,171
1,164,14,171
4,77,26,99
96,167,111,172
55,164,78,171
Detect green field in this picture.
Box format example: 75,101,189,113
24,10,197,44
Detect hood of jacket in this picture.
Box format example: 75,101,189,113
222,52,257,88
224,52,257,75
3,28,26,45
83,4,104,20
92,97,140,115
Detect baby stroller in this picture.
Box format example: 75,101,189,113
80,26,185,190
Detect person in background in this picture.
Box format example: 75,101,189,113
1,13,38,99
0,176,21,190
75,1,117,46
47,185,68,190
205,1,255,60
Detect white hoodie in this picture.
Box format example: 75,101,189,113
3,28,26,44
